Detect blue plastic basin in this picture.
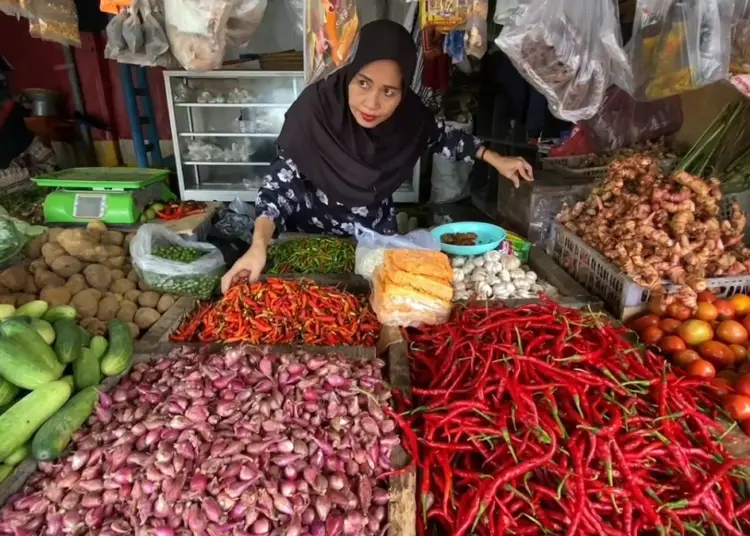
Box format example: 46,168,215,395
431,222,507,256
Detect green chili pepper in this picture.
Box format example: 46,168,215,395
267,237,355,275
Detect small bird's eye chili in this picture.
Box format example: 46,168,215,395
398,300,750,536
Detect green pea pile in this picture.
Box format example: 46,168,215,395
153,245,205,263
147,245,222,299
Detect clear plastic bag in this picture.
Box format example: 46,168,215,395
123,1,145,53
143,0,170,57
731,0,750,73
28,0,80,46
420,0,472,31
371,266,452,327
496,0,628,122
465,0,488,59
306,0,360,83
105,10,128,55
106,0,180,67
165,0,234,71
493,0,521,24
225,0,267,48
0,0,20,16
579,86,683,153
616,0,733,100
354,223,440,281
286,0,303,37
0,217,29,267
130,224,227,299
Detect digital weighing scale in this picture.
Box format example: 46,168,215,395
32,168,176,225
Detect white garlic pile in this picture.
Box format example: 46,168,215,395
451,250,560,301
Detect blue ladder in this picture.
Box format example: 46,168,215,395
119,64,163,168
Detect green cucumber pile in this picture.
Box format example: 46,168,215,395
0,300,134,483
145,245,223,300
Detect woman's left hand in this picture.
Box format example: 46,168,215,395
484,151,534,188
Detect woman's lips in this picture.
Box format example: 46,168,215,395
360,112,377,123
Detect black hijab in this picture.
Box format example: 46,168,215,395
276,19,437,207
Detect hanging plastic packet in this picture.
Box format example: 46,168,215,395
465,0,488,59
0,0,20,16
142,0,169,57
28,0,81,46
165,0,234,71
443,31,466,63
123,0,145,53
306,0,360,83
493,0,520,24
420,0,472,32
105,10,128,55
731,0,750,73
496,0,628,122
225,0,267,48
614,0,732,100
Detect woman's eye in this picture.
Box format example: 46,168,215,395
358,79,369,89
383,88,394,97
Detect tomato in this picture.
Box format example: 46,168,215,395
724,394,750,421
717,369,738,382
659,336,686,354
714,299,736,320
640,326,664,345
735,374,750,397
697,290,718,303
713,377,734,396
673,349,701,367
658,318,682,334
741,315,750,335
685,359,716,379
729,344,748,363
631,314,661,333
666,303,692,321
730,295,750,317
740,362,750,376
647,295,668,316
694,303,719,322
698,340,735,367
741,420,750,437
676,319,714,346
716,320,749,345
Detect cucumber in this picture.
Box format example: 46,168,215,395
0,379,72,461
0,304,15,320
53,319,84,364
31,318,55,345
100,319,134,377
0,318,61,371
13,300,48,318
60,376,74,390
89,336,108,360
4,443,29,465
79,327,91,347
0,336,63,390
0,464,12,484
0,377,19,406
73,348,101,391
32,386,98,461
43,305,77,323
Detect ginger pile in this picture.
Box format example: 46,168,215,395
371,249,453,326
558,154,750,295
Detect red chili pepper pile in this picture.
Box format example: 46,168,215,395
403,301,750,536
170,278,380,346
155,200,207,220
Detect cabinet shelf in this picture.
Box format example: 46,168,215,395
178,132,280,138
175,102,292,108
183,161,272,166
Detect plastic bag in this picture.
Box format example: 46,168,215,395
27,0,80,46
493,0,521,24
143,0,170,57
579,86,683,153
213,198,255,243
225,0,267,48
306,0,360,83
0,216,29,267
130,224,227,299
165,0,234,71
465,0,488,59
105,10,128,55
496,0,628,122
123,1,145,53
106,0,180,67
616,0,733,100
731,0,750,73
420,0,472,31
430,120,473,204
354,223,440,281
371,266,452,327
0,0,20,16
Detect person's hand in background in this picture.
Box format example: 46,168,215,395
220,243,266,293
480,149,534,188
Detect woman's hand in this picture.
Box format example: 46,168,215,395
482,150,534,188
220,244,267,293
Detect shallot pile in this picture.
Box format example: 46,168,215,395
0,347,398,535
559,154,750,296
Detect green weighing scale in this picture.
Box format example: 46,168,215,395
32,168,176,225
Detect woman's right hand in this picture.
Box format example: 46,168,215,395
221,244,267,293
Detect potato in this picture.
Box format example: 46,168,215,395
156,294,176,314
0,295,16,306
138,279,151,292
47,228,64,244
0,265,29,292
138,291,160,308
124,232,137,250
123,263,133,274
57,229,110,262
124,289,141,303
97,295,120,321
103,256,125,270
113,293,124,302
110,269,125,280
80,317,107,336
110,278,136,294
86,220,108,234
84,264,113,290
116,301,138,323
24,236,44,260
64,274,89,296
70,288,103,319
134,307,160,330
126,322,140,339
35,270,65,290
50,256,83,278
41,242,66,263
103,245,125,258
15,293,36,306
28,259,48,275
100,230,124,246
23,277,38,295
40,286,72,307
0,284,10,295
127,269,139,283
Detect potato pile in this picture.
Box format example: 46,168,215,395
0,221,176,339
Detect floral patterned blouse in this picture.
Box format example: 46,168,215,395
256,117,482,236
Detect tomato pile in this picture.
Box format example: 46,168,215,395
629,292,750,432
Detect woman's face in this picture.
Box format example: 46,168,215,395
348,59,403,128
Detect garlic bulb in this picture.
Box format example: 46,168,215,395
501,256,521,271
452,256,466,268
453,268,465,283
509,269,526,281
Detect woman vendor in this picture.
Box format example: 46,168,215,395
221,19,533,292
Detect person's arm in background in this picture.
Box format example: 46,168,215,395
429,116,534,187
220,160,300,293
